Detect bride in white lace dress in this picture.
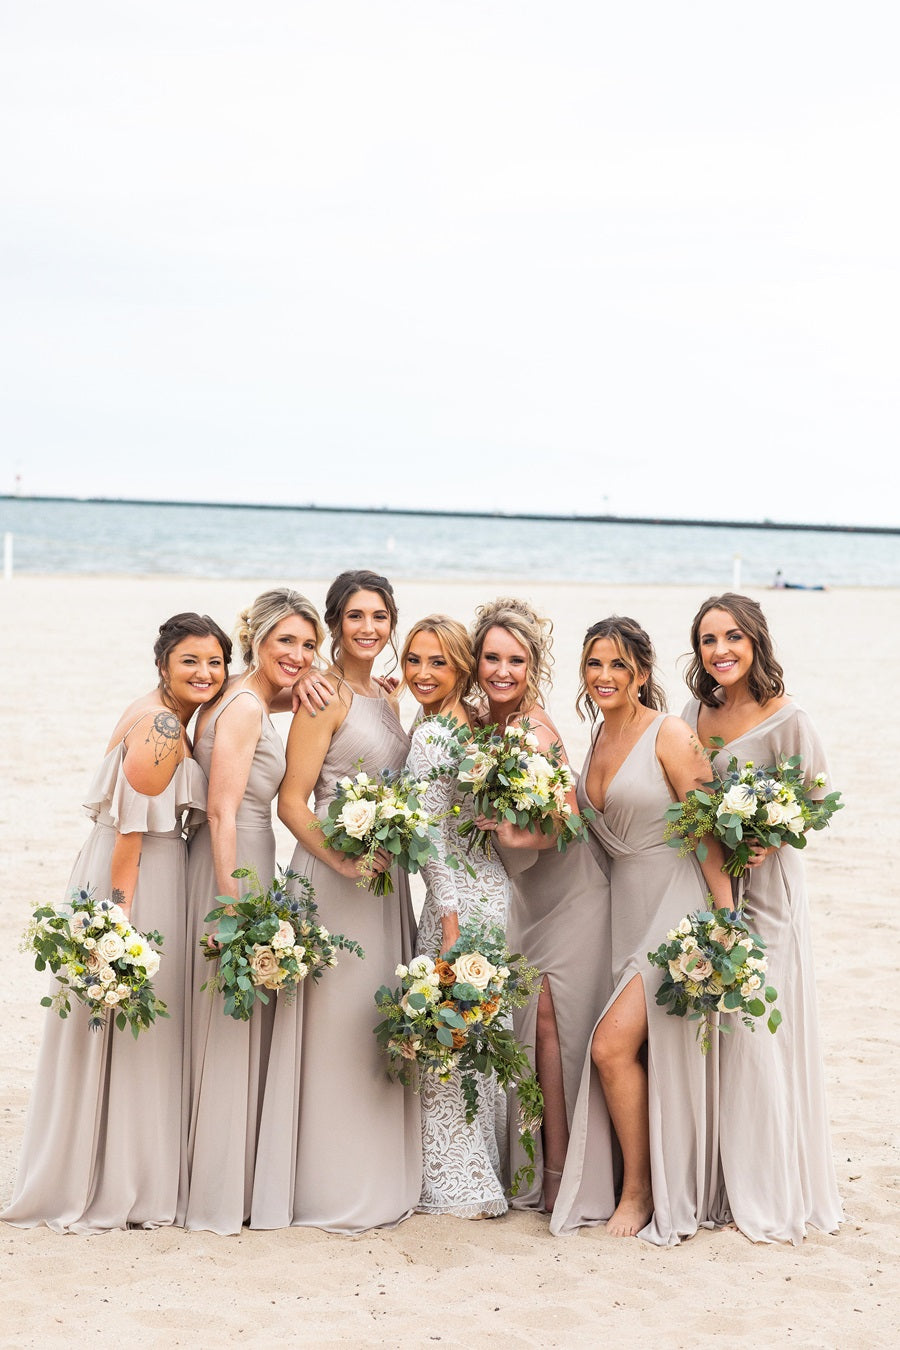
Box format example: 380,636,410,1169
402,615,511,1219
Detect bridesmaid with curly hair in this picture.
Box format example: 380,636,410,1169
469,597,611,1213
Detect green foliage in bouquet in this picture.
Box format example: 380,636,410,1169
202,866,364,1020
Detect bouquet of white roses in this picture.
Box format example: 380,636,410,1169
664,747,842,877
440,718,589,858
320,767,445,895
647,906,781,1053
201,866,364,1020
24,888,168,1038
373,920,544,1194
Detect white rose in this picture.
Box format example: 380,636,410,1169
525,754,554,783
106,904,128,924
97,931,126,961
338,798,378,839
718,784,757,819
395,964,409,978
497,967,510,980
104,990,120,1006
764,801,789,827
523,731,540,751
295,962,309,979
99,966,116,986
452,952,497,991
142,950,161,980
82,936,97,951
677,917,693,936
87,984,103,999
271,920,296,952
408,955,433,980
354,771,372,786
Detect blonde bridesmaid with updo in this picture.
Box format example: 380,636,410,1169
179,588,324,1235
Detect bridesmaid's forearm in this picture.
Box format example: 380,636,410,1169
110,831,143,913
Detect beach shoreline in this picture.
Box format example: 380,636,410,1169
1,577,897,1347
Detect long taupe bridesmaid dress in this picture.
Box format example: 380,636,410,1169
682,697,842,1243
2,718,205,1233
500,725,612,1210
179,686,285,1234
250,692,421,1232
550,714,720,1245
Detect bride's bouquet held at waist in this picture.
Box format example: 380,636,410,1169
201,866,364,1020
432,717,591,858
24,888,168,1037
648,905,781,1054
664,743,843,878
373,919,544,1194
319,766,448,895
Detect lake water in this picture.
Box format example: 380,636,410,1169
1,498,897,586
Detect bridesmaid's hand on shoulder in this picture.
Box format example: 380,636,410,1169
290,668,336,716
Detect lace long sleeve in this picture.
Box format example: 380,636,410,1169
407,722,463,918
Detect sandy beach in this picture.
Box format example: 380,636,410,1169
1,576,897,1348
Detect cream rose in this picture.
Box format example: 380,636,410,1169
97,931,126,961
452,952,497,991
103,990,120,1006
249,944,281,988
457,750,494,788
142,950,161,979
87,984,104,1000
271,920,296,952
338,798,378,839
718,784,756,819
677,949,713,982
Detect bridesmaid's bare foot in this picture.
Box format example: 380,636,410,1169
606,1190,653,1237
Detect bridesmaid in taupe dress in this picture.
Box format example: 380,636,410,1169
682,593,842,1242
468,598,611,1214
550,617,733,1244
180,589,323,1234
2,614,228,1233
251,570,420,1233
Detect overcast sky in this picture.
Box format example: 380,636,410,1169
1,2,897,525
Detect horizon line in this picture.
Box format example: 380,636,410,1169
1,493,897,537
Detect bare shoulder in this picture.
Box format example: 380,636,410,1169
122,707,185,795
656,713,705,760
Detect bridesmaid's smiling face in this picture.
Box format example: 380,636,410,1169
584,637,645,714
404,631,459,714
161,635,228,711
340,589,393,663
256,616,319,690
478,625,530,713
697,608,754,688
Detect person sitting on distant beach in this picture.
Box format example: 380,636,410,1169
772,569,827,591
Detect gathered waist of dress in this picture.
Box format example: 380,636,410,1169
93,818,184,842
606,838,674,863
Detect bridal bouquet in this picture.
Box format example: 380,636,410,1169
664,748,843,877
24,888,168,1037
438,718,589,857
373,920,544,1194
320,768,445,895
647,906,781,1053
201,866,364,1020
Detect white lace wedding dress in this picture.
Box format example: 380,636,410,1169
407,716,511,1218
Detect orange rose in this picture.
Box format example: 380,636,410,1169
434,960,456,987
451,1028,468,1049
481,997,500,1021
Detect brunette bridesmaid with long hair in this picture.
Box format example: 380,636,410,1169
682,593,842,1243
251,570,420,1232
551,617,732,1244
